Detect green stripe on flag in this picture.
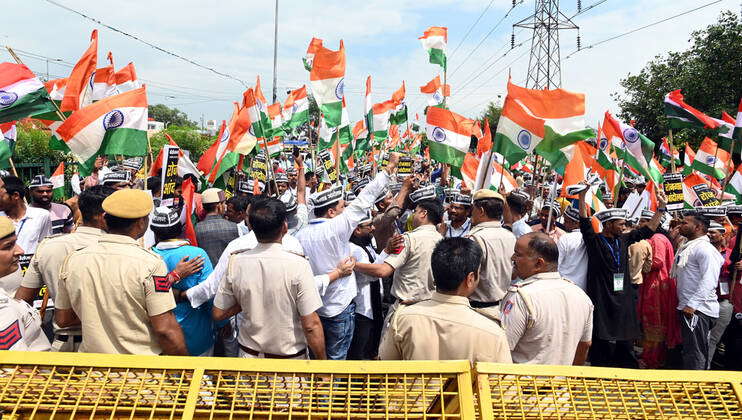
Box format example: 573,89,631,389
102,127,148,157
428,140,466,167
428,49,447,70
320,103,343,127
0,88,57,124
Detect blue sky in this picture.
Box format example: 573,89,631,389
3,0,736,128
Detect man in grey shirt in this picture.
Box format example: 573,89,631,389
672,211,723,370
195,188,239,265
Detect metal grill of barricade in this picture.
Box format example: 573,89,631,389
475,363,742,420
0,352,475,419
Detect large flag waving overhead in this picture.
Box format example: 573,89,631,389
371,99,395,142
603,111,655,180
282,85,309,128
426,106,477,167
390,82,408,125
663,90,720,130
303,37,323,71
310,40,345,127
494,80,592,171
114,62,141,93
0,63,56,123
91,52,117,101
56,86,148,168
61,30,98,112
419,27,447,69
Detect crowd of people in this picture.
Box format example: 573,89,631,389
1,150,740,371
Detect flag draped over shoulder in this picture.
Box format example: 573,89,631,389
61,30,98,112
419,27,447,69
56,86,149,169
0,63,57,123
663,90,720,130
309,40,345,127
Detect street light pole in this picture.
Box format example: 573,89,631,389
271,0,279,103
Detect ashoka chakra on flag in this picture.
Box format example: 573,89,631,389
103,110,125,130
431,126,446,142
0,91,18,108
335,78,345,100
623,127,639,143
517,130,531,150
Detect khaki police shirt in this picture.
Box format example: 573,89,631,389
466,221,517,302
384,224,442,302
378,292,512,363
0,289,50,351
628,239,652,285
214,242,322,356
21,226,104,335
500,272,593,365
56,233,174,355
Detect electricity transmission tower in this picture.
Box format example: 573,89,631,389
513,0,579,89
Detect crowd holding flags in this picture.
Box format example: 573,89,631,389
0,24,738,213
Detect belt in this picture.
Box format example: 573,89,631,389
470,299,500,308
239,344,306,359
54,334,83,343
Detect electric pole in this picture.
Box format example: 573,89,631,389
513,0,579,89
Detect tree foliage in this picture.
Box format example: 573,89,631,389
478,101,502,141
148,126,215,161
14,124,67,164
148,104,197,128
613,11,742,149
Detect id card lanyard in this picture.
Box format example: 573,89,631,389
601,235,624,292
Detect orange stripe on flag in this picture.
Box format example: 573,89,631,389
501,96,546,138
426,106,476,136
309,40,345,81
56,86,147,141
419,26,447,41
507,79,585,119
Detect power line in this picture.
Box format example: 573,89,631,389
44,0,249,87
448,0,497,61
563,0,722,60
448,1,524,78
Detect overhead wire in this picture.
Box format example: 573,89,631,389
44,0,249,86
563,0,723,60
448,0,498,61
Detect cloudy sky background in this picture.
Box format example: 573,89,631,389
3,0,736,128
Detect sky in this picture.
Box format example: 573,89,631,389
3,0,736,128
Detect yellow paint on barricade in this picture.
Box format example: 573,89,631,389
474,362,742,420
0,351,475,419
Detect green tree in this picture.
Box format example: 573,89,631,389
613,11,741,150
148,104,197,128
14,125,66,164
149,126,215,162
478,101,502,137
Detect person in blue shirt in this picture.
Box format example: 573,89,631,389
150,206,219,356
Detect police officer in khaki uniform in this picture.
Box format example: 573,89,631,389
16,186,114,352
213,198,326,359
0,216,50,351
378,237,511,363
466,189,517,318
501,232,593,365
55,189,188,356
355,187,444,305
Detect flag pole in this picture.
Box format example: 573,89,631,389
261,136,277,196
333,127,340,178
667,129,677,173
721,136,738,197
528,155,541,218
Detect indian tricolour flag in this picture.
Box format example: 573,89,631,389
310,40,345,127
61,30,98,112
92,52,117,101
258,136,283,157
243,88,270,139
282,85,309,128
0,63,56,124
691,137,731,180
267,102,285,137
50,162,65,200
725,162,742,203
55,86,148,169
603,112,655,180
663,89,720,130
209,104,254,183
426,106,477,167
420,75,449,107
419,26,447,69
494,80,593,172
371,99,395,142
303,37,323,71
390,82,407,125
114,62,141,93
682,143,695,175
0,122,16,166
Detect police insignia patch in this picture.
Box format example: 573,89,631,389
153,275,171,292
0,320,21,350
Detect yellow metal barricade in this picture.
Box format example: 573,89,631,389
475,362,742,419
0,351,476,419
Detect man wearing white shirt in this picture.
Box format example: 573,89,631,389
673,211,723,370
506,191,531,238
0,175,52,256
557,206,588,290
295,154,398,359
